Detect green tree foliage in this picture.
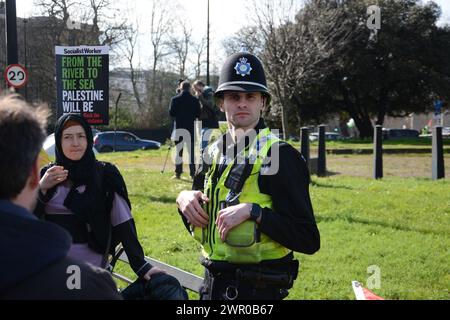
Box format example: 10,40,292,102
229,0,450,137
325,0,450,137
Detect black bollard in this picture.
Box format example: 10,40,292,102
317,125,326,176
432,126,445,180
373,125,383,179
300,127,310,165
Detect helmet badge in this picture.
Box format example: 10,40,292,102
234,57,252,77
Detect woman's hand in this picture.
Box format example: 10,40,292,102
176,190,209,228
143,266,167,281
39,166,68,194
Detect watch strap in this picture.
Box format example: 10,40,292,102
250,203,261,221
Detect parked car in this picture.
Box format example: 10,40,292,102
43,132,99,158
91,128,100,137
442,127,450,137
274,133,300,141
309,132,343,142
93,131,161,152
382,128,419,140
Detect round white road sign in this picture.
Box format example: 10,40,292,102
4,64,28,89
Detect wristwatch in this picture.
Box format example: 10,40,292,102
249,204,262,222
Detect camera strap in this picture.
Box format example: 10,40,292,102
224,157,253,203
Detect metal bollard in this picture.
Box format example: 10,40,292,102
300,127,310,165
317,125,326,176
373,125,383,179
432,126,445,180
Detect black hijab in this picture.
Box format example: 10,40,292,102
54,113,96,186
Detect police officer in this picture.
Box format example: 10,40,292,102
176,51,320,300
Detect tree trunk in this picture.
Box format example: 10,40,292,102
376,107,386,126
352,112,373,138
340,85,373,138
272,79,290,139
338,113,350,137
281,104,290,139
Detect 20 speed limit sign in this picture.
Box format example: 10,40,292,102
4,64,28,89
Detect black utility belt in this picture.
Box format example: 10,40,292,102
205,260,299,289
203,257,298,274
236,268,293,289
45,213,89,243
207,267,294,290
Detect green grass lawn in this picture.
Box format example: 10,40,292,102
98,150,449,300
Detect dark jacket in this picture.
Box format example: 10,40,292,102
0,200,121,300
169,90,201,132
198,87,219,129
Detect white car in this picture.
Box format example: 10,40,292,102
309,132,343,142
43,131,99,158
442,127,450,137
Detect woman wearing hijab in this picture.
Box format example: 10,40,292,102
35,114,186,299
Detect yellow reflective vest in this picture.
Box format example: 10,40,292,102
39,149,52,168
192,128,291,263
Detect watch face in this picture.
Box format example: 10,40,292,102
251,205,261,221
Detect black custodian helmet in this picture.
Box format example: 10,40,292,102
215,51,271,105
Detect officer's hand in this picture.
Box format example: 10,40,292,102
216,203,252,242
176,190,209,228
143,266,167,281
39,166,68,194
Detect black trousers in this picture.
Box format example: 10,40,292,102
200,269,289,300
175,135,196,177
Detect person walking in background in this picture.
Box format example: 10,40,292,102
169,80,201,179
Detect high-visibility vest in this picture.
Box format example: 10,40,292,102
192,128,291,263
38,149,52,168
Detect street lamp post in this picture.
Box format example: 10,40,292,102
5,0,18,66
114,93,122,152
206,0,210,86
23,18,28,100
